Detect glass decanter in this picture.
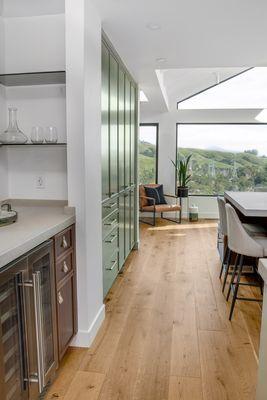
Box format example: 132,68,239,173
0,107,28,144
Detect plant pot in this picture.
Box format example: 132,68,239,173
177,186,189,198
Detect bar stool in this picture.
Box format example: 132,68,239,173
225,204,266,320
217,197,232,293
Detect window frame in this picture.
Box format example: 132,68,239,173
176,122,267,197
139,123,159,184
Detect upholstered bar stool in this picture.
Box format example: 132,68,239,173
217,197,232,292
225,203,267,320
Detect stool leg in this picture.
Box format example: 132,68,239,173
226,253,240,300
219,245,229,279
229,255,244,321
222,250,232,293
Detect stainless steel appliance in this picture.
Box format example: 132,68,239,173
0,241,57,400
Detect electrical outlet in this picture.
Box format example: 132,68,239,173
36,176,46,189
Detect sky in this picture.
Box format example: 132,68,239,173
140,125,157,145
178,125,267,157
179,67,267,109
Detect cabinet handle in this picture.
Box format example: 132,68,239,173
105,234,117,244
62,261,69,274
104,219,117,226
58,292,64,305
106,260,117,271
103,203,117,209
62,236,68,249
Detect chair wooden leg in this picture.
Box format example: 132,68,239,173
226,253,240,300
229,255,244,320
219,245,229,279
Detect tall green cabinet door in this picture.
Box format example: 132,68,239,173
118,67,125,192
109,54,119,196
130,187,135,248
130,84,136,187
101,44,110,201
119,194,125,270
125,76,131,189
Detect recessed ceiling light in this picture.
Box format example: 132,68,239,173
146,23,161,30
156,57,166,63
140,90,149,102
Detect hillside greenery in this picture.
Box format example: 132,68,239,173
139,140,267,194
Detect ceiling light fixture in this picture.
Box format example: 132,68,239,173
140,90,149,102
146,23,161,30
255,109,267,122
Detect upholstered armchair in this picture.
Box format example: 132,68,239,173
139,184,181,226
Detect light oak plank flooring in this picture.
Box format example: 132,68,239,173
45,220,261,400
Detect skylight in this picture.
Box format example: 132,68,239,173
178,67,267,109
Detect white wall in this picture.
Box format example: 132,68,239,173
4,14,65,73
3,0,64,17
66,0,104,347
140,108,266,219
7,146,67,200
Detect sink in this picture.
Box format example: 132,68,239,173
0,210,18,226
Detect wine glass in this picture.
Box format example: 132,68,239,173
45,126,58,143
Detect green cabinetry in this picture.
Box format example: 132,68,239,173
101,37,138,298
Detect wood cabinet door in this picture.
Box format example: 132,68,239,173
109,54,119,196
57,275,76,360
101,44,110,200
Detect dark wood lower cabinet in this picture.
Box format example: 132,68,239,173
54,224,77,362
57,274,77,360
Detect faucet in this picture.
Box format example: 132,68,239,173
1,203,12,212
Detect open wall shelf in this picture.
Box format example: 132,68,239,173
0,143,67,147
0,71,66,87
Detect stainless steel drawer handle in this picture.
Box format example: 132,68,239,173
105,234,117,244
62,236,68,249
62,261,69,274
106,260,117,271
103,203,117,209
32,272,45,393
58,292,64,305
104,219,117,226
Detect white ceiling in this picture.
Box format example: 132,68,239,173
91,0,267,114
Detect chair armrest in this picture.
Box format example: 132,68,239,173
140,195,156,205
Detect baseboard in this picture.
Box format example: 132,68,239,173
71,304,105,348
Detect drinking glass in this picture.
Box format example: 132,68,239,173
45,126,58,143
31,126,44,144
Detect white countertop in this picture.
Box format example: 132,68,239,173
259,259,267,283
225,191,267,217
0,201,75,269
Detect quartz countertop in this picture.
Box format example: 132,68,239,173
259,259,267,283
0,200,75,269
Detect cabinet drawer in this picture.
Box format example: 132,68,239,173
56,251,73,284
103,256,119,298
102,211,118,239
102,200,118,220
57,275,76,360
55,225,74,260
103,229,119,264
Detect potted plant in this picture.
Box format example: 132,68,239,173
171,154,192,197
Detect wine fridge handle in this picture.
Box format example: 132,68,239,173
16,273,28,391
32,271,45,393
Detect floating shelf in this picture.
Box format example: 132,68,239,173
0,71,66,87
0,143,67,147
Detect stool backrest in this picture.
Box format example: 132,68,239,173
217,197,227,236
225,203,263,257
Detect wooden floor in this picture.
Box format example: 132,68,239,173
45,220,262,400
